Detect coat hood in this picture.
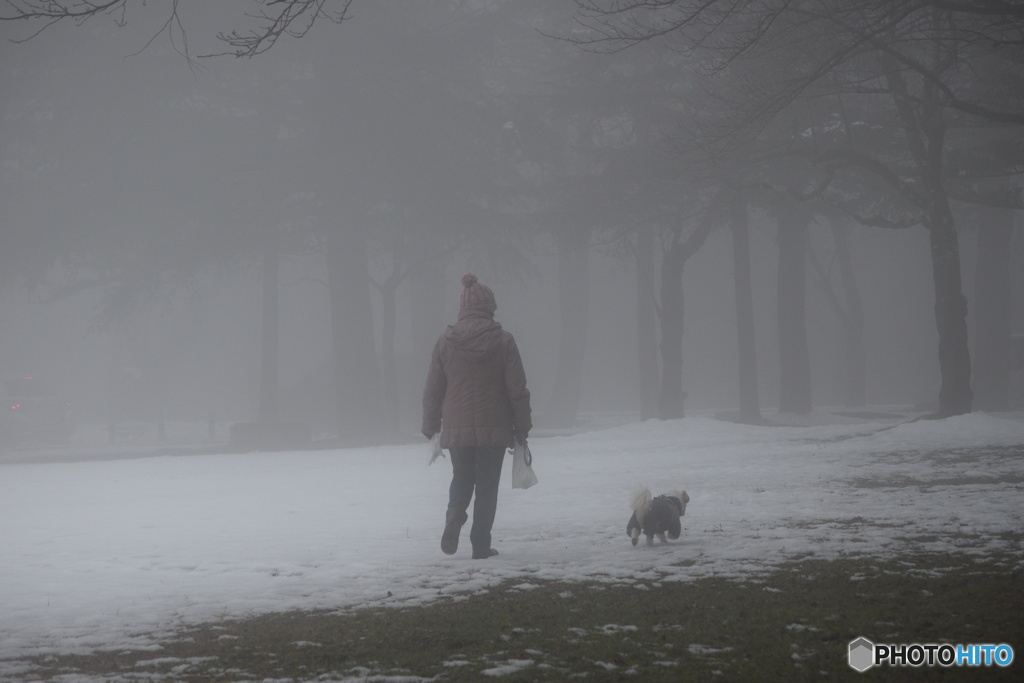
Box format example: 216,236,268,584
445,313,504,363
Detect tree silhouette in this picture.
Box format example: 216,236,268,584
573,0,1024,416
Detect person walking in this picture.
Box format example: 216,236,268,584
422,273,532,559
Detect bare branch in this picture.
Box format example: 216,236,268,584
844,211,924,230
817,148,928,208
1,0,354,61
923,0,1024,19
1,0,127,43
0,0,126,22
125,0,205,74
204,0,353,58
946,182,1024,209
817,7,1024,125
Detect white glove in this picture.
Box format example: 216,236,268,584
427,433,445,466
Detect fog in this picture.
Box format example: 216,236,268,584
2,2,1021,448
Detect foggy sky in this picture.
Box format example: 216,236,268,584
1,1,1020,442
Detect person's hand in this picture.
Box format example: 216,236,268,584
427,433,444,465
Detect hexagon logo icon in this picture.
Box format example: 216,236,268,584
849,637,874,672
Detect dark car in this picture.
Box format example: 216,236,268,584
1,376,75,445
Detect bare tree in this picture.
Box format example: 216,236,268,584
655,197,721,419
727,192,762,423
573,0,1024,416
808,216,867,408
633,221,659,419
774,197,813,414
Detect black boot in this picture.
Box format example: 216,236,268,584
441,508,468,555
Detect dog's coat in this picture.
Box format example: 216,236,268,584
627,488,689,546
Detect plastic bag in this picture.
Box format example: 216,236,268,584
511,440,538,489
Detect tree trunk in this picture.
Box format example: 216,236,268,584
409,260,446,428
379,277,400,430
258,245,280,425
973,207,1014,411
884,56,972,416
544,234,590,427
635,223,659,420
730,198,761,423
776,200,812,414
325,224,384,439
921,102,972,416
658,247,686,419
832,219,866,407
928,210,973,416
656,209,718,420
410,261,447,363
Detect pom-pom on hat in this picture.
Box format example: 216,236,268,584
459,273,496,315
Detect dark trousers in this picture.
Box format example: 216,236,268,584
448,445,506,554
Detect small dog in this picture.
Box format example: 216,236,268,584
627,488,689,546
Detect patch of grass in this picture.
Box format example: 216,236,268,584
11,552,1022,682
849,445,1024,491
869,445,1023,467
850,473,1024,489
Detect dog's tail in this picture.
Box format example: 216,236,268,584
630,487,653,520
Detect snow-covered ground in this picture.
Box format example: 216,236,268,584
1,411,1022,663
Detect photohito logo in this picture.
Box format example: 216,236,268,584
848,637,1014,671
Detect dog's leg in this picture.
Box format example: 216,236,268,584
645,534,654,546
657,533,667,544
668,514,682,540
630,528,640,547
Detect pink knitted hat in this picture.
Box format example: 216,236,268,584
459,273,496,315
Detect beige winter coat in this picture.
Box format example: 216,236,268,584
422,311,531,448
